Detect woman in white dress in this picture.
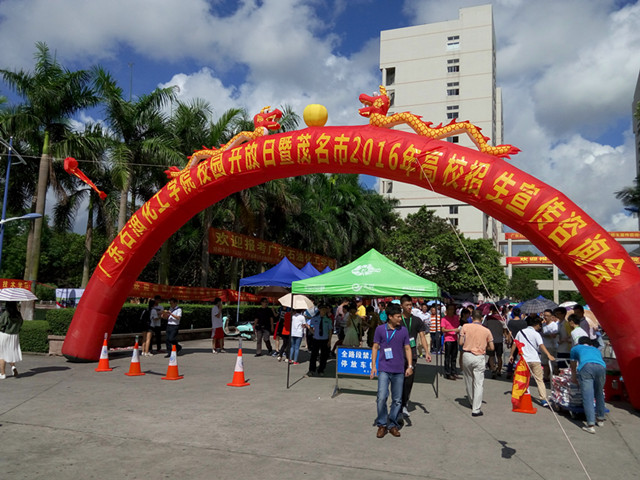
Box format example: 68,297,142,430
342,303,362,347
0,301,24,379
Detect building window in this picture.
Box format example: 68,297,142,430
447,59,460,73
447,35,460,50
382,180,393,194
385,67,395,86
447,82,459,96
446,136,459,143
387,89,395,107
448,218,459,227
449,206,459,215
447,109,458,120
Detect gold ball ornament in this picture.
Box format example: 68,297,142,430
303,104,328,127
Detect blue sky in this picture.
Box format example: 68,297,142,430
1,0,640,232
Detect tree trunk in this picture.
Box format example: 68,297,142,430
117,174,131,232
200,207,213,287
23,132,51,320
158,240,170,285
81,195,94,288
230,257,239,290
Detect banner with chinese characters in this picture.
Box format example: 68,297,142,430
66,118,640,409
507,256,640,265
336,347,374,376
129,281,262,303
0,279,33,290
208,227,337,270
505,231,640,240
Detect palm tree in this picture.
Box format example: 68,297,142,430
92,68,181,233
0,42,100,316
53,123,116,287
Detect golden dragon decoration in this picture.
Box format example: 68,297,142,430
165,106,283,179
358,86,519,158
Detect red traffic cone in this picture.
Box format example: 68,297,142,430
125,341,145,376
513,390,537,414
227,345,250,387
161,345,184,380
95,335,113,372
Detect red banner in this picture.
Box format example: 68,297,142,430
507,256,640,265
129,281,262,303
511,340,531,409
0,279,33,290
506,231,640,240
208,227,337,270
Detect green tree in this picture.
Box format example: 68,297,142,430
92,68,181,233
383,206,506,296
0,42,101,316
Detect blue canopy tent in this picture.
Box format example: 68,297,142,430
239,256,309,287
300,262,322,277
236,257,311,328
320,266,332,274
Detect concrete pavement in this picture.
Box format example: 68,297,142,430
1,337,638,480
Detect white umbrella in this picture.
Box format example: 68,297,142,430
278,293,314,310
0,287,38,301
559,301,578,308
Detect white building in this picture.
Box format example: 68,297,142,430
633,71,640,229
378,4,503,244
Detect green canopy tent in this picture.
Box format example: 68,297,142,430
291,249,439,298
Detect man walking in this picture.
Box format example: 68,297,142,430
508,317,555,407
370,303,413,438
460,310,494,416
399,294,431,421
253,298,274,357
307,304,333,376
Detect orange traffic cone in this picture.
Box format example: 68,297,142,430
125,340,145,376
227,345,250,387
513,390,537,414
161,345,183,380
95,334,113,372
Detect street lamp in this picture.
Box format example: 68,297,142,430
0,137,40,273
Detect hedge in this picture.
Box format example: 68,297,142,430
20,320,49,353
44,303,259,337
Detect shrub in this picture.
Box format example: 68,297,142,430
46,308,75,335
43,303,258,336
20,320,49,353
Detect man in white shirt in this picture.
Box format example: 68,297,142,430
211,297,224,354
163,298,182,356
569,314,588,346
508,317,555,407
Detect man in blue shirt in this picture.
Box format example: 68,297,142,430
570,336,606,434
307,304,333,377
370,303,412,438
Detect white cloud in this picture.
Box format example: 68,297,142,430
1,0,639,236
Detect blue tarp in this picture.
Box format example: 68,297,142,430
239,257,310,287
300,262,322,277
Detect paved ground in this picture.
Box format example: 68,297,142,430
1,337,638,480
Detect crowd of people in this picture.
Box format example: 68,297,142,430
240,295,609,438
0,292,609,437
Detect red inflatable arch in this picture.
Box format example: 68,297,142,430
62,124,640,409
